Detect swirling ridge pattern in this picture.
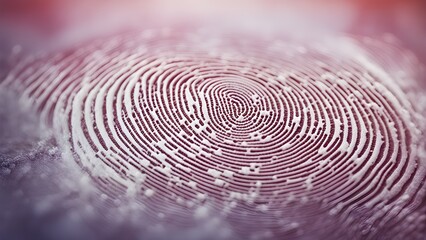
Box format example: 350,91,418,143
1,29,425,239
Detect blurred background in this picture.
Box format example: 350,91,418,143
0,0,425,52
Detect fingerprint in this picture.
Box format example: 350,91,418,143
2,28,425,239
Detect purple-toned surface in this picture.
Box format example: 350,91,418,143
0,1,425,240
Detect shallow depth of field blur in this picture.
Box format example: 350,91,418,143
0,1,425,84
1,0,425,52
0,1,425,240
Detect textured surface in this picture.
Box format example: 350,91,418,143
1,27,426,239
